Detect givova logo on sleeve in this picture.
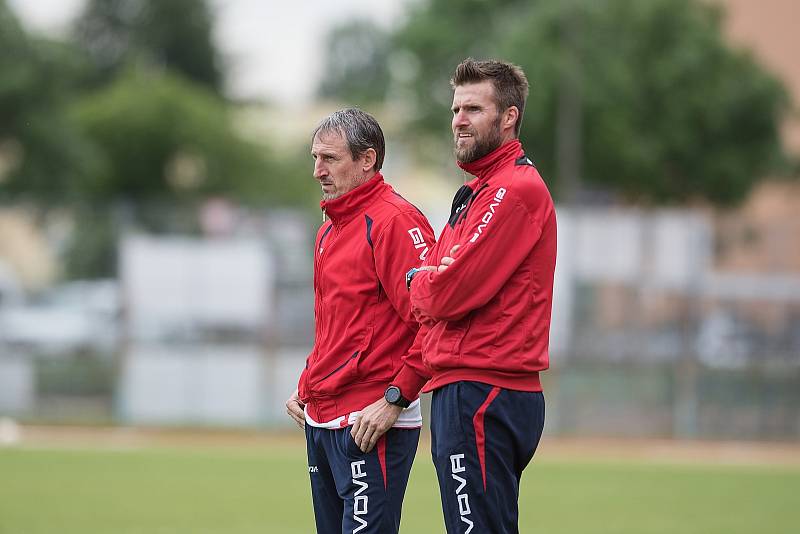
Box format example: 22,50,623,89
408,227,429,260
469,188,506,243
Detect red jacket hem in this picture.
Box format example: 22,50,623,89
421,370,542,393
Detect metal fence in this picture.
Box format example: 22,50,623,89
1,204,798,440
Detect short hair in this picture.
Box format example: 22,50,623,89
311,108,385,171
451,58,529,137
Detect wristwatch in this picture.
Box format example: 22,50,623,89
405,267,421,291
384,385,411,408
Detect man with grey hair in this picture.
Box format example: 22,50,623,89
285,108,435,534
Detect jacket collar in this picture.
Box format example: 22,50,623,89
320,172,385,225
457,139,523,186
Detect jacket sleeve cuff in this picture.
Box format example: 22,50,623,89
391,365,429,401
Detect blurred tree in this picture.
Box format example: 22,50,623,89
62,70,315,277
2,0,317,278
71,70,265,203
74,0,223,93
321,0,788,205
502,0,789,205
318,21,391,104
0,0,99,205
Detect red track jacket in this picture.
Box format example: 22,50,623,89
407,139,556,393
297,173,435,423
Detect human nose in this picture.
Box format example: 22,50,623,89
452,110,469,131
313,159,326,179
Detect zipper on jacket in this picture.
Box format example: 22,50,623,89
316,223,338,293
319,350,359,382
307,224,332,375
313,223,337,350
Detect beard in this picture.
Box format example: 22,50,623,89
454,115,503,164
320,173,367,201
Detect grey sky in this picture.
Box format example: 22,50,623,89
9,0,412,106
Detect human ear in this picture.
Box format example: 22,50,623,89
504,106,519,131
361,148,377,172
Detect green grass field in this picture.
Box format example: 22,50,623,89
1,436,798,534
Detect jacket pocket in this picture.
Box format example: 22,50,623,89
343,426,365,458
423,315,471,370
311,329,374,396
319,350,360,383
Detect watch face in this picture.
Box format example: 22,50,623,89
406,268,419,290
386,387,401,404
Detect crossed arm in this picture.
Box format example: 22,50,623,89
349,245,458,452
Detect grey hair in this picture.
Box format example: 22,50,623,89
311,108,385,171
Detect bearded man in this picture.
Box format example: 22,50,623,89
406,58,558,534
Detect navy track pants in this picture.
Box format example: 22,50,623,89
431,381,545,534
305,425,420,534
